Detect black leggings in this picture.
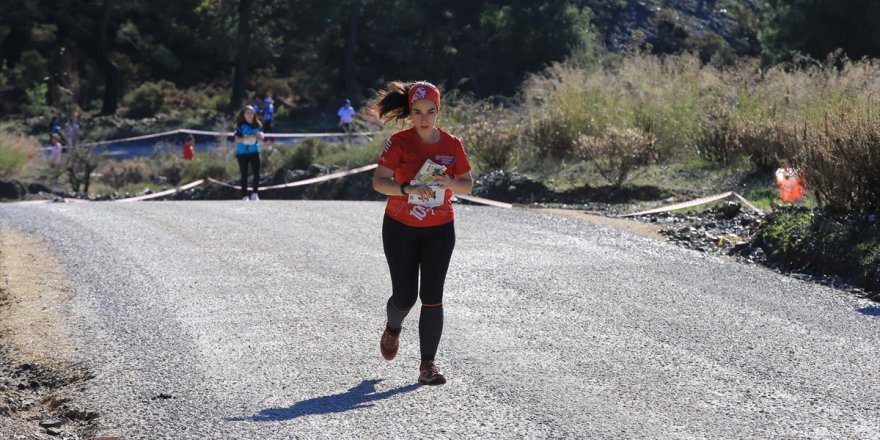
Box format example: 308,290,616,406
382,214,455,360
237,153,261,197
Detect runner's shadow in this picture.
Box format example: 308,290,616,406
228,379,419,422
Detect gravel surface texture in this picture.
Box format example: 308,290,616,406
1,200,879,439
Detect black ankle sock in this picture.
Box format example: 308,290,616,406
386,298,409,332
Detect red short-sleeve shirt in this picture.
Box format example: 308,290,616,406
377,127,471,227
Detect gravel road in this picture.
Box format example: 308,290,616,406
1,200,878,439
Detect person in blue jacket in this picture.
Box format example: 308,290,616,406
233,105,264,201
262,97,275,133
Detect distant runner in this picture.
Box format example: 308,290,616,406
233,105,264,201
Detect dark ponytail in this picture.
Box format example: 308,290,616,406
373,81,412,123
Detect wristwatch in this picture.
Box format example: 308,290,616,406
400,183,407,195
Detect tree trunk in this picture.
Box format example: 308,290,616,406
230,0,254,111
343,5,361,98
97,0,120,115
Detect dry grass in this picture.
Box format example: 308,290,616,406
789,95,880,213
0,132,38,179
517,53,880,210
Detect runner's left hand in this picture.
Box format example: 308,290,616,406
432,173,453,190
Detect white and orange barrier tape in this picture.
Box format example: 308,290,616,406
620,191,763,217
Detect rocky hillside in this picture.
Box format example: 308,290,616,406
587,0,763,58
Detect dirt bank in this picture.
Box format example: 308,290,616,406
0,228,97,438
535,208,664,241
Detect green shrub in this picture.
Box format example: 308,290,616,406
179,144,237,182
280,138,330,170
315,138,383,168
179,160,233,181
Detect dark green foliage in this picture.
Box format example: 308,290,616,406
0,0,596,116
761,0,880,61
757,206,880,294
123,82,166,118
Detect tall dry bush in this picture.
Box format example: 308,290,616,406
791,97,880,214
575,126,656,188
522,54,709,162
157,155,185,185
442,96,522,171
65,145,102,193
512,52,880,193
695,106,739,165
522,62,606,159
178,140,237,182
457,116,522,171
100,159,149,190
0,133,38,178
736,118,790,172
696,110,790,172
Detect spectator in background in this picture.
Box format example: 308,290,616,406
338,99,357,145
262,97,274,134
64,108,81,146
50,115,63,138
252,96,264,120
182,135,195,161
49,133,63,166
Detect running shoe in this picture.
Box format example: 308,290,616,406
250,193,260,201
242,196,249,201
418,360,446,385
380,327,400,361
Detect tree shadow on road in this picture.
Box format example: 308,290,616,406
227,379,419,422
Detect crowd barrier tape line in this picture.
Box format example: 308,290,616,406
13,198,90,205
205,163,513,209
115,179,206,202
14,161,512,209
206,164,380,191
619,191,763,217
456,194,513,209
731,192,764,214
79,129,377,147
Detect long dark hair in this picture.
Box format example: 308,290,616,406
373,81,416,123
233,107,263,128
